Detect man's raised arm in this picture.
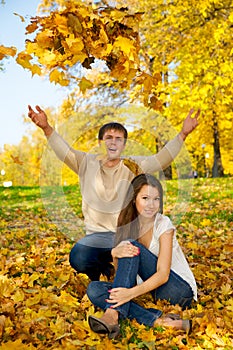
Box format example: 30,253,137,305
28,105,54,137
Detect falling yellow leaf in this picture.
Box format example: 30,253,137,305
67,13,83,35
0,45,17,60
79,77,93,93
31,64,42,76
54,13,68,35
16,52,33,70
114,36,136,56
49,69,69,86
123,157,143,176
13,12,25,22
65,36,84,54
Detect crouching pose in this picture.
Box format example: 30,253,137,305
87,174,197,338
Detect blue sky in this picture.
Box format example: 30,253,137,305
0,0,68,150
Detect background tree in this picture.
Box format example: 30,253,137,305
125,0,233,177
1,0,233,178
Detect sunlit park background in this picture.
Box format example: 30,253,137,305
0,0,233,349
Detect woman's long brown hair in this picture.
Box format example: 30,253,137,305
114,174,163,246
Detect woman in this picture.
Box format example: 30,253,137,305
87,174,197,339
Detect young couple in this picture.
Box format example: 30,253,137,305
28,105,199,338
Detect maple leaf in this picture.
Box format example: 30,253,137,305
79,77,93,93
114,35,136,58
31,64,42,76
123,157,143,176
67,13,83,35
82,57,95,69
25,293,42,307
220,283,232,296
224,244,233,253
10,155,24,165
50,69,69,86
16,52,33,70
0,339,36,350
11,289,25,303
0,275,15,297
25,21,38,34
0,45,17,60
200,218,212,226
28,272,41,287
13,12,25,22
0,315,6,339
65,36,84,54
54,13,68,35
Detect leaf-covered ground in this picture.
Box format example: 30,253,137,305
0,178,232,349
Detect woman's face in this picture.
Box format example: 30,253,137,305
135,184,160,219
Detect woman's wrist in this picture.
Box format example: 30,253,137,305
131,285,141,299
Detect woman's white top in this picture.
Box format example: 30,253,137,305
139,213,197,301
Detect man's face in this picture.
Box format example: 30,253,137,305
100,129,126,159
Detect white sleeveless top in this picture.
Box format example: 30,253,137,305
148,213,197,300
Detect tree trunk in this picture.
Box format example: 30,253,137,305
159,69,172,180
162,164,172,180
212,116,224,177
149,57,172,179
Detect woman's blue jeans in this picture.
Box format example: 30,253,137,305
87,241,193,327
69,232,115,281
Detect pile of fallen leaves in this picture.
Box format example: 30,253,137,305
0,178,232,349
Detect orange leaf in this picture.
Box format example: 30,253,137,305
10,155,24,165
0,45,17,60
16,52,32,70
13,12,25,22
25,21,39,34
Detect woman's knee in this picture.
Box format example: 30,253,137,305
86,281,109,303
131,241,143,249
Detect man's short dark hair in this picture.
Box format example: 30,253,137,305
98,122,128,143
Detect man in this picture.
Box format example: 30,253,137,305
28,105,199,280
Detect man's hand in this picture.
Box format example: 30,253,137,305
28,105,53,137
179,108,200,141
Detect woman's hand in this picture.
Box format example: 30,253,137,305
111,241,140,259
106,287,135,308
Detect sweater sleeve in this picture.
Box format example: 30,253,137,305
131,134,183,173
47,130,85,174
